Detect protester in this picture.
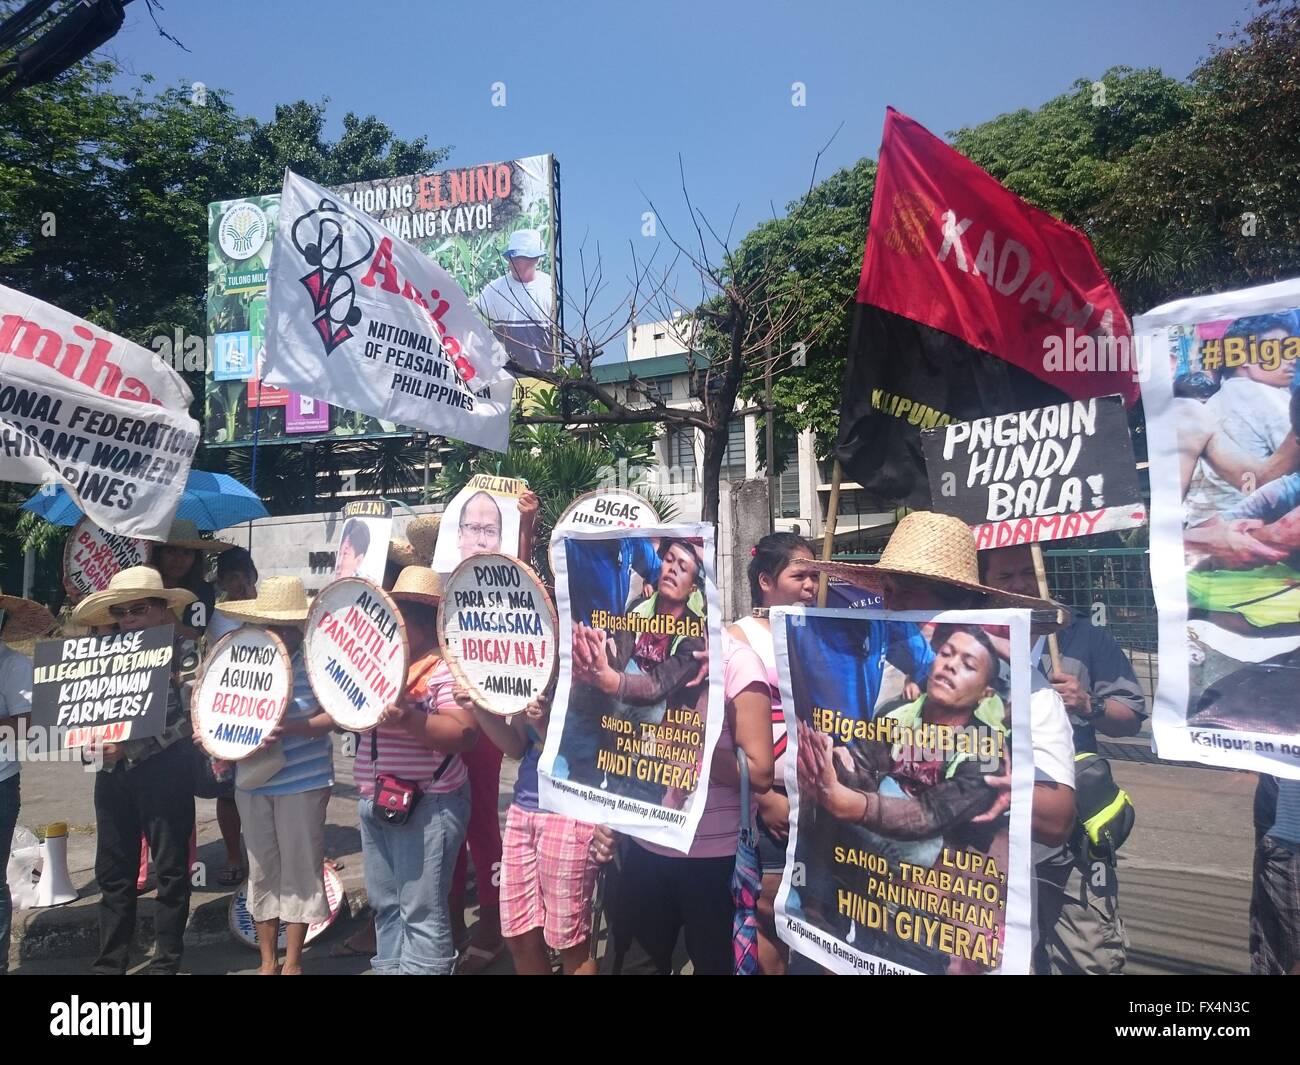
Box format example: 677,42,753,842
605,632,774,975
981,544,1146,974
1250,774,1300,974
156,518,231,642
203,547,260,887
809,514,1077,853
385,515,441,590
449,488,540,972
218,577,335,975
353,567,477,975
71,568,198,975
459,682,609,975
0,588,54,975
728,532,817,974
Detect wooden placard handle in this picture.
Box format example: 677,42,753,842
1030,542,1062,675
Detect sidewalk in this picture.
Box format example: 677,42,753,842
8,735,517,971
8,740,1258,974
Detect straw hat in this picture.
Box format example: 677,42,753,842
0,588,55,643
388,515,441,568
161,517,234,554
216,576,310,625
808,512,1064,623
71,566,198,628
390,566,443,606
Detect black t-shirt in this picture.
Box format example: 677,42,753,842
1047,612,1147,754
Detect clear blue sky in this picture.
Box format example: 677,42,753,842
106,0,1252,357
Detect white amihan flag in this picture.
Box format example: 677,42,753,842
264,168,514,451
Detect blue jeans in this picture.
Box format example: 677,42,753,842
0,774,18,974
359,781,469,975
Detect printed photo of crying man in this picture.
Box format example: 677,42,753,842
553,535,709,809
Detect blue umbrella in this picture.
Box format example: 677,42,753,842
22,470,268,530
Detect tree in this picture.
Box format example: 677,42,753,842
0,50,450,588
1093,0,1300,305
748,5,1300,457
499,165,824,525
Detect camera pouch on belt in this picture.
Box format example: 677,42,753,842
1073,751,1136,861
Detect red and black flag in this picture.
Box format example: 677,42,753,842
835,108,1137,507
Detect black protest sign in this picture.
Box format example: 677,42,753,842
920,395,1146,550
31,624,175,748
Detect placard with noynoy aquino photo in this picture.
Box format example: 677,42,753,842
772,607,1035,976
539,524,723,852
1138,277,1300,777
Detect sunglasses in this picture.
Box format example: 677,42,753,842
108,601,158,620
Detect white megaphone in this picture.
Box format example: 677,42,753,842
34,822,78,907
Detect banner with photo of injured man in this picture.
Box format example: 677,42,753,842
772,607,1035,975
1137,278,1300,777
538,523,723,852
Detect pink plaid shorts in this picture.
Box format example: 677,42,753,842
499,804,600,950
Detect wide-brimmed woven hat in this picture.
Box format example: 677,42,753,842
216,576,309,625
390,566,443,606
388,515,442,568
809,512,1064,623
161,518,234,554
71,566,197,628
0,588,55,643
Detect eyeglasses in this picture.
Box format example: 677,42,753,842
459,524,499,539
109,602,157,620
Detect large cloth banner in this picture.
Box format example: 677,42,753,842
263,170,513,452
539,524,723,851
834,108,1135,508
0,285,199,538
773,607,1034,975
1138,277,1300,777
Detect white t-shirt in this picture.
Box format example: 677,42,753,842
476,270,554,372
1028,670,1076,867
476,270,553,325
208,607,242,644
0,644,34,784
1184,377,1292,525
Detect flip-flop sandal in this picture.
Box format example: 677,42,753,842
216,865,244,887
455,942,505,975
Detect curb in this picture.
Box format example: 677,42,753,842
10,866,369,969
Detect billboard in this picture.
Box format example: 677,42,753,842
205,154,558,446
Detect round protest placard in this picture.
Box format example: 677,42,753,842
552,488,661,536
229,861,343,950
63,517,152,602
193,627,291,762
438,553,557,717
304,578,409,732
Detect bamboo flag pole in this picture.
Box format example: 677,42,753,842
817,459,844,607
1030,542,1062,674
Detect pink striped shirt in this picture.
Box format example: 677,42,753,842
355,655,467,798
